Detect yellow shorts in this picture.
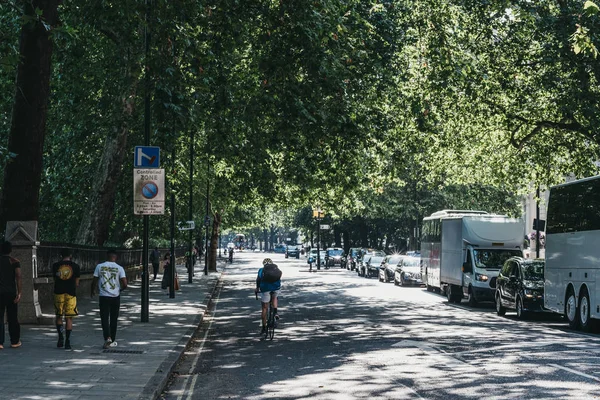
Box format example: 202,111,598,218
54,293,78,317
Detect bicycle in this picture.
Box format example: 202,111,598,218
256,291,276,340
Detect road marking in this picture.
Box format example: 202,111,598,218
451,341,554,356
176,283,222,400
550,364,600,383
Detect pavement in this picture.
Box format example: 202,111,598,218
0,259,224,400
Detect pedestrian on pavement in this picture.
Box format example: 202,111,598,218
91,249,127,349
0,240,22,349
52,248,81,349
161,252,172,295
150,247,160,281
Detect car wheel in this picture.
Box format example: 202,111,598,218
399,273,405,287
496,293,506,316
565,288,580,330
467,286,478,308
580,288,593,332
394,277,399,286
516,296,527,319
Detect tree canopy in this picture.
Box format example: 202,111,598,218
1,0,598,247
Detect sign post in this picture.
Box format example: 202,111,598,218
313,208,325,271
134,146,162,322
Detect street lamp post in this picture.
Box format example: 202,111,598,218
313,208,325,271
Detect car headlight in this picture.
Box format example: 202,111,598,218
404,272,413,278
475,273,489,282
524,289,541,298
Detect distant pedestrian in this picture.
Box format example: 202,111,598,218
52,248,80,349
161,252,172,295
91,249,127,349
150,247,160,281
0,240,22,349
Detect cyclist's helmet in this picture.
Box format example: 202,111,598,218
263,258,273,265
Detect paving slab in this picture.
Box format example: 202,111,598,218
0,260,224,400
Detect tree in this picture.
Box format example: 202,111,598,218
0,0,60,230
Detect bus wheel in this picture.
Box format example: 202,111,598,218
565,288,580,330
580,288,592,332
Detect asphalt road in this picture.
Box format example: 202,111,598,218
161,252,600,399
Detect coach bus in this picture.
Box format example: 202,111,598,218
544,175,600,332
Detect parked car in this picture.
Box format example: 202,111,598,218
394,255,422,286
307,249,326,268
346,247,362,271
360,255,385,278
496,257,545,319
274,244,287,254
325,248,345,268
379,254,403,283
286,245,301,259
357,249,385,276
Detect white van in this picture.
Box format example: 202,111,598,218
421,210,524,305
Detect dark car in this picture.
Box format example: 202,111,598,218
394,255,422,286
495,257,545,319
325,248,345,268
346,247,362,271
378,254,403,283
274,244,287,254
285,245,300,259
360,255,385,278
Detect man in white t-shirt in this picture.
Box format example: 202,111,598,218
91,249,127,349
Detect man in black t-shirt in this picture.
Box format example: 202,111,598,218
52,248,81,349
0,240,22,349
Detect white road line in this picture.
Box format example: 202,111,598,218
175,284,222,400
550,364,600,383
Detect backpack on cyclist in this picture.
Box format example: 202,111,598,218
262,263,282,283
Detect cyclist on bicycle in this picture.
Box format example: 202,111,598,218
255,258,281,334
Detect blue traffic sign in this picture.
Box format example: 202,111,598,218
134,146,160,168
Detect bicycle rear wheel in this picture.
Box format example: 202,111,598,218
268,307,275,340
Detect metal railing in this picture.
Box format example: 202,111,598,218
36,242,187,277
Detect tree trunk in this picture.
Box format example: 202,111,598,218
342,230,350,253
0,0,60,231
76,88,135,245
209,212,221,271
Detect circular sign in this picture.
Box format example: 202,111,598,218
141,182,159,199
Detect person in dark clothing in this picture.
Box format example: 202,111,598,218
150,247,160,281
0,240,22,349
52,248,81,349
161,252,173,295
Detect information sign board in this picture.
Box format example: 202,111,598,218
133,168,165,215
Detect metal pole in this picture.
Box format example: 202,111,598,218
535,186,540,259
316,216,321,271
188,129,194,283
170,193,175,298
204,157,209,275
141,0,152,323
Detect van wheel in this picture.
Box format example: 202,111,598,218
516,296,527,319
565,289,580,330
496,293,506,316
580,289,592,332
467,287,478,307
